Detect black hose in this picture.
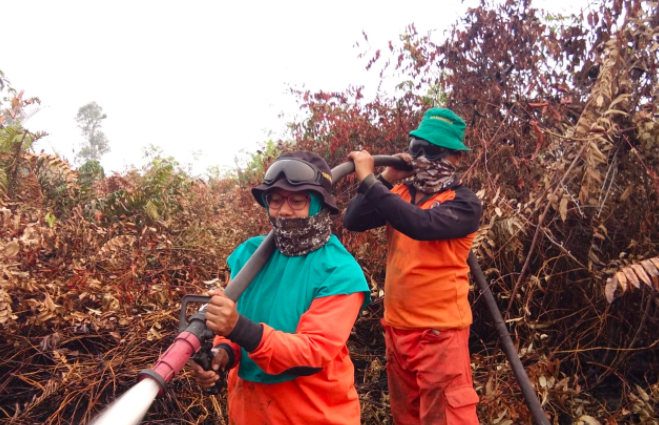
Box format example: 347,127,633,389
223,232,275,301
468,252,550,425
329,155,413,182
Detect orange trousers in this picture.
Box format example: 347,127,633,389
383,322,480,424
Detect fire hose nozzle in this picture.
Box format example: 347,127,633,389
137,369,168,396
137,295,215,397
138,331,202,396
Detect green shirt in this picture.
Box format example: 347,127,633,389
227,234,370,384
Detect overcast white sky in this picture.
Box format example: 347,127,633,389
2,0,585,176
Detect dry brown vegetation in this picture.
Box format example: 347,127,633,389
2,0,659,424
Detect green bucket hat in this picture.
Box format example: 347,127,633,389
409,108,470,151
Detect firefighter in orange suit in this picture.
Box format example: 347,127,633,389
189,152,370,425
344,108,482,424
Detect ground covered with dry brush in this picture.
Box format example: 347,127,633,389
2,0,659,424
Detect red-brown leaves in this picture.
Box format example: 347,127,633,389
605,257,659,303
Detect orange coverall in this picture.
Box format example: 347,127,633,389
213,293,364,425
344,176,482,425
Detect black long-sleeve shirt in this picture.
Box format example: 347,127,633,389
342,174,482,241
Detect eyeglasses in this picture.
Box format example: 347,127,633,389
409,137,452,160
264,192,310,210
263,159,332,192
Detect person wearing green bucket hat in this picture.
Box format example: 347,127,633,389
344,108,482,424
410,107,471,152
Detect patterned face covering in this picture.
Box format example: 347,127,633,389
269,209,332,256
412,155,457,194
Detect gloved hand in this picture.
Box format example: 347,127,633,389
188,348,229,390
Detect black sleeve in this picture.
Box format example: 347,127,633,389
357,179,482,241
227,314,264,352
342,174,393,232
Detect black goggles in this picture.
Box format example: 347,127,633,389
408,137,453,160
263,159,332,192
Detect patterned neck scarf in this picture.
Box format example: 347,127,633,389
269,209,332,257
412,155,457,194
